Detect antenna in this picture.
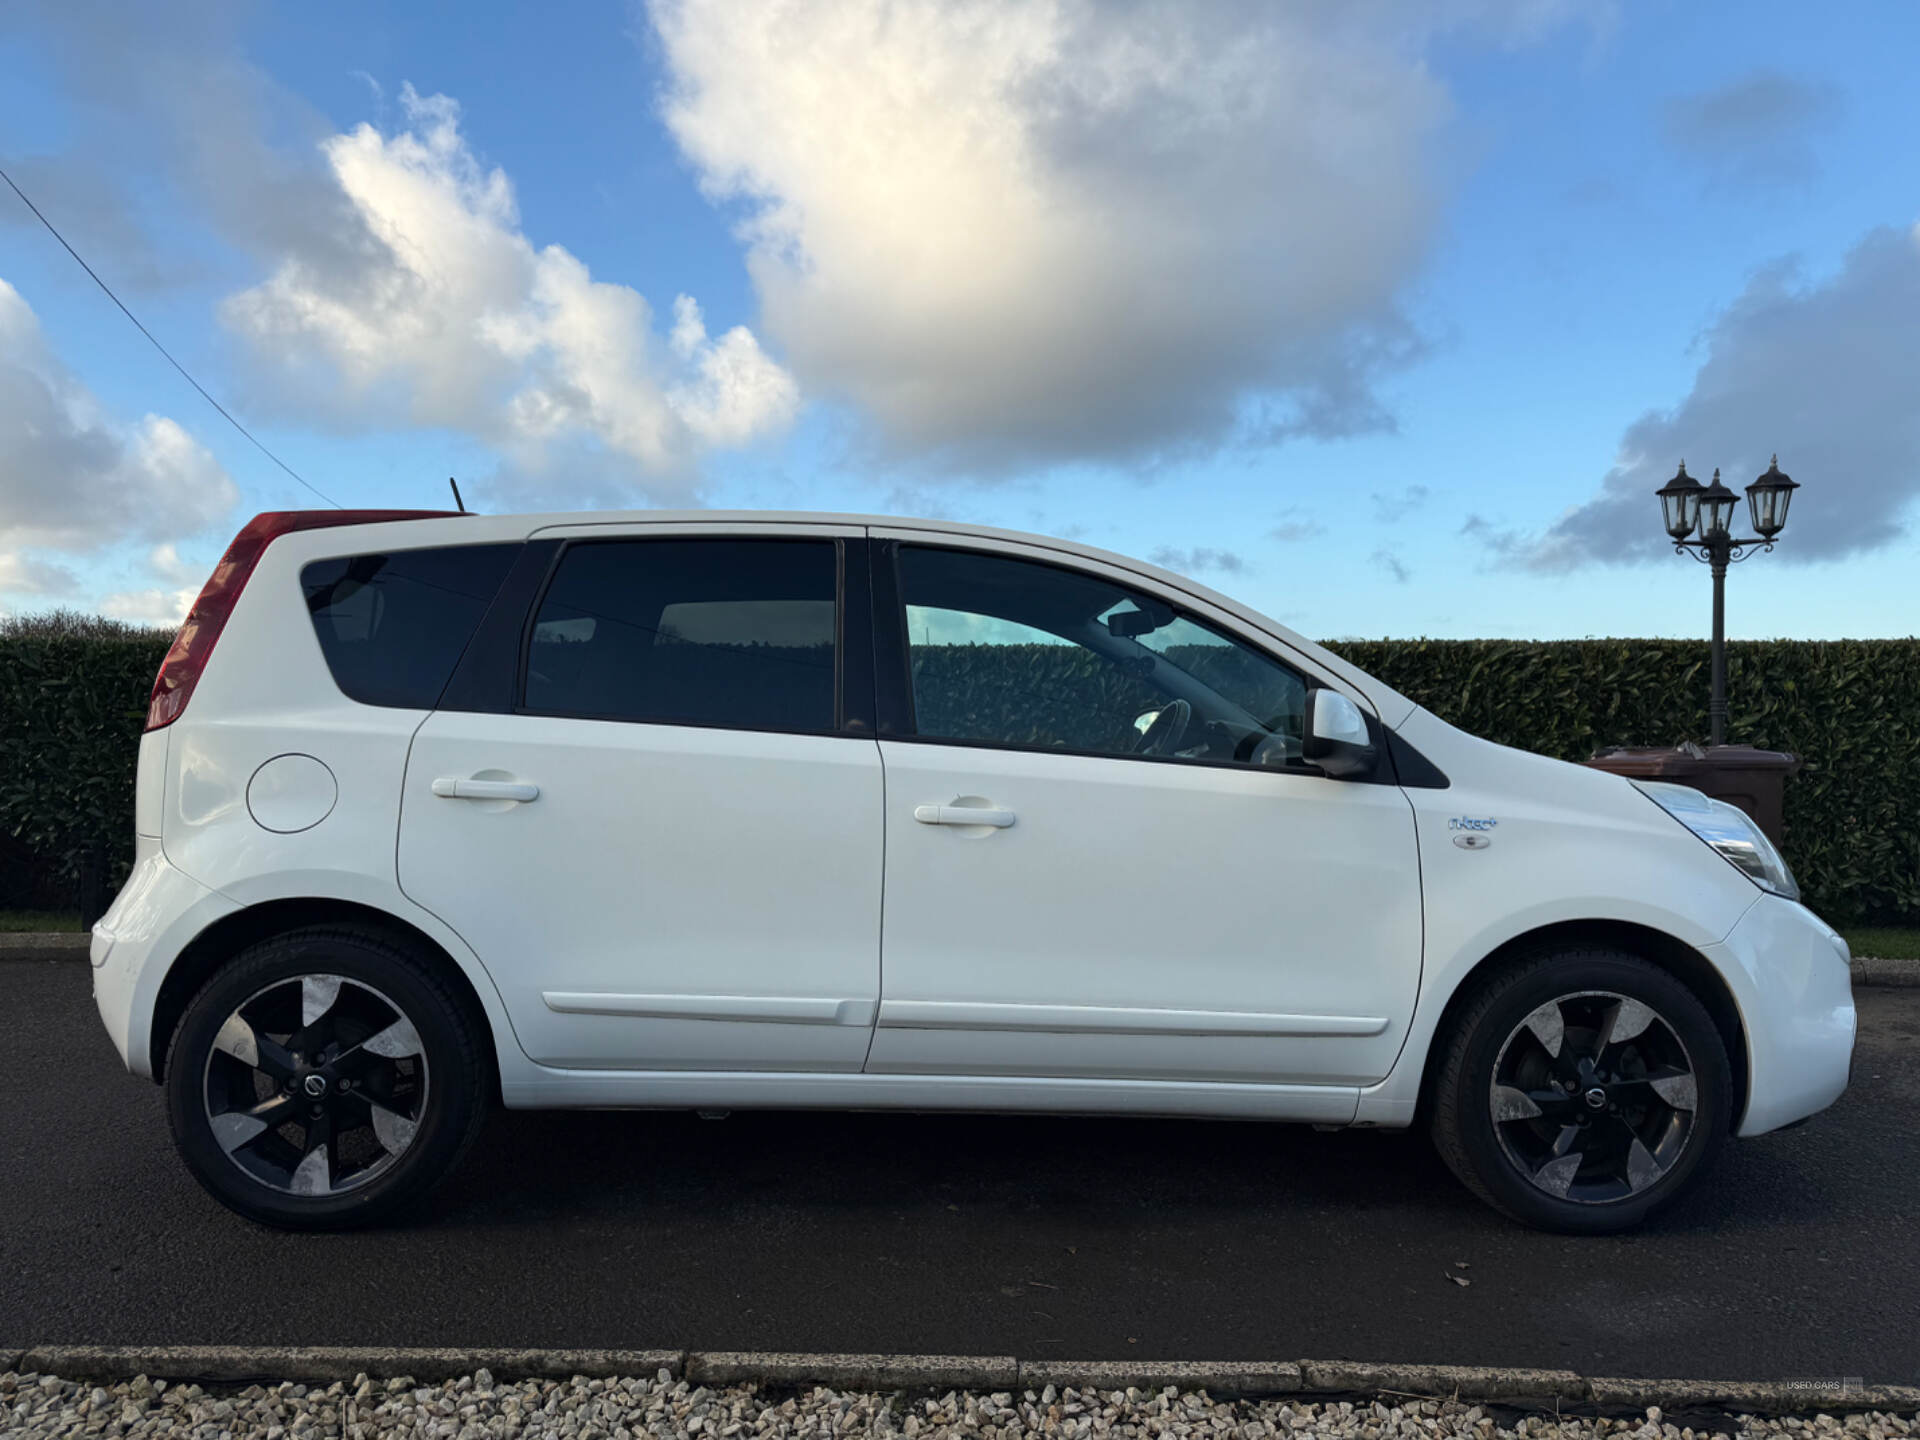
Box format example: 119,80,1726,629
448,477,467,514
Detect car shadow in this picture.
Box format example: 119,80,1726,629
427,1102,1799,1239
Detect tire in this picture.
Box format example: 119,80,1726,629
164,925,489,1230
1428,947,1732,1234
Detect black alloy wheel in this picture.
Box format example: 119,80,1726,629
1428,947,1732,1233
1488,990,1698,1203
166,926,488,1229
203,972,428,1197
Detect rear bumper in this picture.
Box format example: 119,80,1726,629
90,844,238,1078
1704,894,1856,1137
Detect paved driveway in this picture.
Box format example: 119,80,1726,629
3,951,1916,1384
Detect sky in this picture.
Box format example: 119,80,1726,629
1,0,1917,641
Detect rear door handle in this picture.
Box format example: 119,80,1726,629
913,804,1015,828
432,777,540,802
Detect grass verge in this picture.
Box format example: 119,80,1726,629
0,910,83,933
1841,926,1920,961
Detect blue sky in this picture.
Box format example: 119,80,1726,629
2,1,1916,640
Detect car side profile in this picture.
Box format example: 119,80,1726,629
91,508,1857,1233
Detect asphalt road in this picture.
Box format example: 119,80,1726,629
3,951,1916,1385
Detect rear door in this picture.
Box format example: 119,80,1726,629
399,522,884,1072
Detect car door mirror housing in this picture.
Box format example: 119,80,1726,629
1302,688,1377,779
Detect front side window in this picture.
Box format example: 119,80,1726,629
896,545,1309,767
523,538,838,733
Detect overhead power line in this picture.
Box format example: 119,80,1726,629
0,162,341,509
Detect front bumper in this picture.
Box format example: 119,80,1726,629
90,842,237,1078
1704,893,1856,1137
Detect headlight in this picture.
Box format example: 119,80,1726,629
1633,780,1800,901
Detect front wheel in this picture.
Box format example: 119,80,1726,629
1428,948,1732,1233
164,926,489,1229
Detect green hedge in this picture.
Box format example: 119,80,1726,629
3,617,1914,924
908,637,1918,921
0,614,170,895
1323,638,1920,925
911,644,1267,751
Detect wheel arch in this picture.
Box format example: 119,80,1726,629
1415,918,1749,1126
149,896,502,1102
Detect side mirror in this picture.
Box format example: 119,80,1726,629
1302,688,1377,779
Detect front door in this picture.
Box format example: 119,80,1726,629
400,527,883,1071
866,539,1423,1088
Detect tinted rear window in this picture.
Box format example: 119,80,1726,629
524,538,838,732
302,544,520,709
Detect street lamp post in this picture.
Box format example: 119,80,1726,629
1655,456,1800,747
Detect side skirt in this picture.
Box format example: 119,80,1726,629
500,1067,1364,1124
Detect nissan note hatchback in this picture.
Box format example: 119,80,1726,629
91,508,1857,1232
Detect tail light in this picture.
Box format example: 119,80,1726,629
145,510,458,731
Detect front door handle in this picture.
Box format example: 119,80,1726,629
913,804,1015,828
432,777,540,802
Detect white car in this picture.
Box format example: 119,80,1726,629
91,509,1856,1233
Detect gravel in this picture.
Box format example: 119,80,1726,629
3,1368,1916,1440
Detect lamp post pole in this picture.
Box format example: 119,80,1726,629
1655,457,1799,749
1708,535,1728,748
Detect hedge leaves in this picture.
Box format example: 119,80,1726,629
2,620,1912,923
0,615,171,890
1328,638,1920,923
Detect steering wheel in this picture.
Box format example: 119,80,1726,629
1134,697,1193,756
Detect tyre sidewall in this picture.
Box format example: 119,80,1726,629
165,930,479,1229
1447,952,1732,1233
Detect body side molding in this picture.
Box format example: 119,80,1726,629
876,1000,1388,1038
542,992,877,1027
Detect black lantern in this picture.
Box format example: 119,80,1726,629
1746,454,1799,539
1653,454,1799,749
1656,461,1705,540
1698,468,1738,540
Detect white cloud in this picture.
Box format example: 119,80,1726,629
1372,485,1430,523
100,587,192,625
0,278,238,603
1371,548,1412,584
1149,546,1247,576
18,0,1594,511
1493,224,1920,568
12,0,388,296
666,296,804,447
1270,513,1326,543
147,540,204,587
0,552,78,596
221,86,797,502
99,542,207,626
647,0,1535,472
1661,71,1841,192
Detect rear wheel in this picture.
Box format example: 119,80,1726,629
165,926,488,1229
1429,948,1732,1233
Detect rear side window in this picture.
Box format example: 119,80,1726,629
523,538,838,732
301,544,519,709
